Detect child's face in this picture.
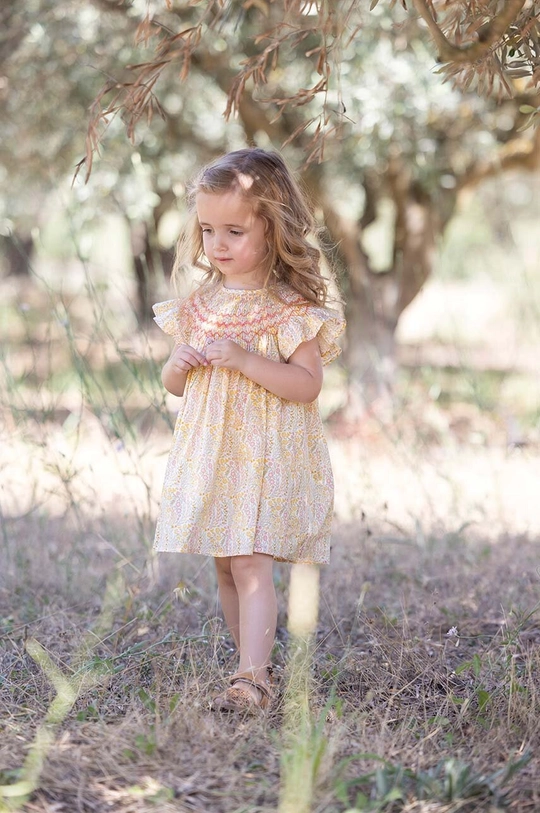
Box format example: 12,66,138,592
196,189,268,288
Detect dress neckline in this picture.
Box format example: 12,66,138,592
220,282,269,294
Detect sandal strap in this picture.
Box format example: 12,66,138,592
229,671,272,699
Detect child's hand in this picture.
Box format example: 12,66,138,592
205,339,248,372
169,344,208,373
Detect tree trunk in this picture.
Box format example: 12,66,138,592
344,286,398,413
130,221,155,325
129,193,176,324
2,231,33,277
316,164,438,414
331,221,400,411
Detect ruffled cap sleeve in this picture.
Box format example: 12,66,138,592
277,304,345,366
152,299,188,342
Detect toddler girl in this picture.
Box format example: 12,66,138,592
153,148,345,712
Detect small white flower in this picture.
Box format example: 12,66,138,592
445,626,459,647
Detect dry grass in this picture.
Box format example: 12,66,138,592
1,283,540,812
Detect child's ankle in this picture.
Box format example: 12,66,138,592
238,665,270,684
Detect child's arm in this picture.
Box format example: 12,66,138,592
205,338,323,403
161,344,208,397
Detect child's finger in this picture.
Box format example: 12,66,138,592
204,346,218,362
175,346,207,366
172,360,193,373
181,345,207,364
195,350,209,365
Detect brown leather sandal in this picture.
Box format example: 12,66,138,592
211,670,273,713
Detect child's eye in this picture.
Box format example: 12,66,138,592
201,228,212,234
230,230,243,236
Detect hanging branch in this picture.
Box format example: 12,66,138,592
412,0,527,64
77,0,540,180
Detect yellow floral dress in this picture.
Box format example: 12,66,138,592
152,280,345,564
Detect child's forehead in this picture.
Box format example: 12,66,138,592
195,189,256,223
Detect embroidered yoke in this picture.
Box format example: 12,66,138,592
152,280,345,564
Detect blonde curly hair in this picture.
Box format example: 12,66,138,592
172,148,332,306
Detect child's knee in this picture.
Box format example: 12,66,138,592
214,556,233,578
230,553,272,585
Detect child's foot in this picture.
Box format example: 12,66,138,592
211,670,272,713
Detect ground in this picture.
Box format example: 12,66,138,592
1,277,540,812
1,399,540,812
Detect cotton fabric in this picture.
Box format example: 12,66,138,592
153,280,345,564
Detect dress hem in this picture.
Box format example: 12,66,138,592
153,547,330,565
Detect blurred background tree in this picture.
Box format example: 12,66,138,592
1,0,539,405
3,8,540,805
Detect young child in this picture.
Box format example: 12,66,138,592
153,148,345,712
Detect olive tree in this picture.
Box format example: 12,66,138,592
2,1,539,400
81,0,539,400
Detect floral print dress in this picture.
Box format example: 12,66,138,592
152,280,345,564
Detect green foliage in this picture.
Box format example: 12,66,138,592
1,1,534,236
75,704,99,722
3,0,539,360
333,750,532,810
134,730,157,757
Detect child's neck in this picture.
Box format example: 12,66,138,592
221,273,268,290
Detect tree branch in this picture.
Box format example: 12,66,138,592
359,171,379,230
385,157,435,318
457,126,540,191
412,0,527,64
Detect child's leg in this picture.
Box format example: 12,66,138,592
230,553,277,683
214,556,240,648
